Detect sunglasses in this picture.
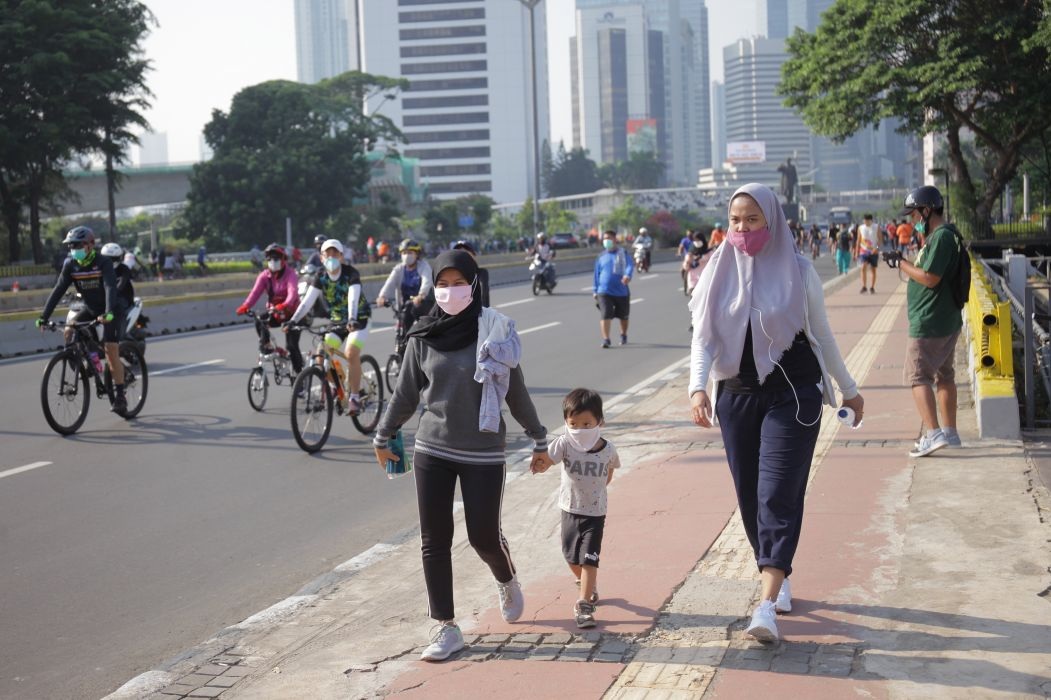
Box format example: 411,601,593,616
67,242,87,249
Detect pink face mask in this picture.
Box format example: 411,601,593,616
434,284,473,315
728,226,771,256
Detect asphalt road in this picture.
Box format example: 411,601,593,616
0,253,839,699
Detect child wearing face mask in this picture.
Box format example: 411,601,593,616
532,388,618,629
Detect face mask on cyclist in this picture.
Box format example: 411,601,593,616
434,284,473,315
267,259,283,272
323,257,341,273
402,252,416,266
71,248,88,262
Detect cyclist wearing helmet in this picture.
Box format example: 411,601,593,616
236,243,303,373
37,226,129,415
376,238,434,333
287,239,371,414
307,233,327,269
452,240,490,307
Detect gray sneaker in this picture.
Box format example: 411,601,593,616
914,432,962,449
909,430,949,457
574,599,596,628
420,622,464,662
497,576,524,622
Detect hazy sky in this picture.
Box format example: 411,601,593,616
139,1,757,162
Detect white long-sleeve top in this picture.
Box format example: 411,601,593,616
690,260,859,408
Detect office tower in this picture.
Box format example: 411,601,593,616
764,0,789,39
136,131,169,166
572,0,711,185
295,0,351,84
723,37,811,188
711,80,725,167
355,0,549,202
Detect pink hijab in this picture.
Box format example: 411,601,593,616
689,183,806,385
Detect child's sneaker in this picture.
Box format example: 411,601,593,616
574,599,596,628
420,621,464,662
775,578,792,613
496,576,524,622
745,600,779,642
574,580,599,604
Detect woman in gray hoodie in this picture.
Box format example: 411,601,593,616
373,250,547,662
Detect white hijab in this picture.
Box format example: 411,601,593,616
689,182,806,385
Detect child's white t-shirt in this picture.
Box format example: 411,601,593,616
548,435,619,517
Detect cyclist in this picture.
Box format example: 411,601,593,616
633,226,654,270
375,238,434,336
236,243,303,373
37,226,128,416
286,239,371,414
529,232,556,288
306,233,326,269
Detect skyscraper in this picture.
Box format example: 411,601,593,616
354,0,550,202
294,0,351,84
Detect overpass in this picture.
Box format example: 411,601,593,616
55,164,193,216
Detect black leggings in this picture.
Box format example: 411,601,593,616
254,316,303,372
414,452,514,621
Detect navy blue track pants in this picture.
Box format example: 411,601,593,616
716,384,822,577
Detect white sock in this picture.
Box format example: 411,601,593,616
928,428,944,439
942,427,958,438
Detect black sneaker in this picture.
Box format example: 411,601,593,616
111,395,128,417
620,334,628,345
601,338,611,349
860,286,867,294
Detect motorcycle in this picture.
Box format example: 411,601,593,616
529,254,557,295
633,243,651,273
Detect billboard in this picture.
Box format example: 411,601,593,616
626,118,658,154
726,141,766,164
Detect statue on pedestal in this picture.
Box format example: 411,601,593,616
777,158,799,204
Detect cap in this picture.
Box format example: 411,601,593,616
321,239,344,254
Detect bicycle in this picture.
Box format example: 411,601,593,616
39,319,148,435
289,322,384,453
379,300,412,393
245,309,297,411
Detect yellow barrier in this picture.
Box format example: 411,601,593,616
966,251,1014,387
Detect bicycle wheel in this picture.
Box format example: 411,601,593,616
291,366,333,453
247,367,268,411
41,349,90,435
385,353,401,394
352,354,384,435
107,342,149,418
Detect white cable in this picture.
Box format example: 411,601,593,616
752,307,822,427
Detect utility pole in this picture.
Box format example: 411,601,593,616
517,0,543,240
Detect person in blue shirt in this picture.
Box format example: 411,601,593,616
593,229,634,348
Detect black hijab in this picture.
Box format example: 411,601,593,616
407,249,482,351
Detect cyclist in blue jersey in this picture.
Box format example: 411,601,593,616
286,239,371,414
375,238,434,334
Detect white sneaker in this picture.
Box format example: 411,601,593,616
909,429,949,457
420,622,464,662
746,600,779,642
775,579,792,614
496,576,524,622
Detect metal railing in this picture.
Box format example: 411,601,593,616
967,254,1014,379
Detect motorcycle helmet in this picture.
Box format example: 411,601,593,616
313,234,327,247
399,238,422,254
452,240,477,255
900,185,944,216
100,242,123,259
536,232,546,242
63,226,95,247
638,227,648,235
264,243,287,259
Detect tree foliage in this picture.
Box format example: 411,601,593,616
779,0,1051,235
0,0,152,262
598,151,664,190
183,72,406,249
603,196,649,236
547,143,603,197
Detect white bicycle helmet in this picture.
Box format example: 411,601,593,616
100,242,123,259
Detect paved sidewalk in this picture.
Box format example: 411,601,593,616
110,275,1051,700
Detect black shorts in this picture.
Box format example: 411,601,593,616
561,511,606,568
597,294,630,320
71,305,126,343
859,251,879,267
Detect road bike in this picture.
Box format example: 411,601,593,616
39,319,148,435
289,323,383,453
245,309,297,411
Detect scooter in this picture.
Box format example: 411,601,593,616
529,254,557,295
633,244,651,273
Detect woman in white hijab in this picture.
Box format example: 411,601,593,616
688,183,864,643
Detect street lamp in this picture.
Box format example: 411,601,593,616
516,0,542,240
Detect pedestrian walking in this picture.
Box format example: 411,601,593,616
372,250,548,662
832,224,853,275
688,183,864,643
593,230,634,348
531,388,618,629
893,185,966,456
856,213,880,293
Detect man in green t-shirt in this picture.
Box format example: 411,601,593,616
895,186,963,457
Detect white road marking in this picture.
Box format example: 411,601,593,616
371,325,394,334
636,274,659,280
151,359,225,376
0,461,51,480
579,285,594,292
518,321,561,335
496,298,535,308
630,298,644,304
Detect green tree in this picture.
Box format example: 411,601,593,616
0,0,152,262
540,200,578,233
184,72,405,249
779,0,1051,235
603,196,649,236
599,151,664,190
548,145,602,196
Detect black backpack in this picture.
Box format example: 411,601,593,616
948,227,971,310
